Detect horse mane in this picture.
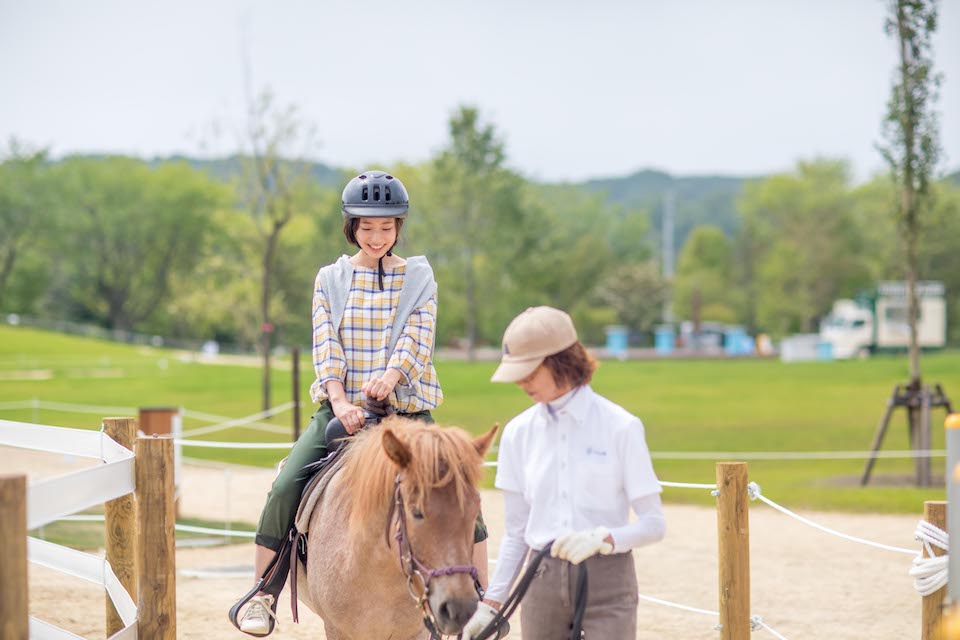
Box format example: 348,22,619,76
337,415,484,537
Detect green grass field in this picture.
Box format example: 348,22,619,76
2,324,957,515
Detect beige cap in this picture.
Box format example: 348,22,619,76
491,306,579,383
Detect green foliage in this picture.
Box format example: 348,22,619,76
735,160,872,336
673,225,737,323
0,143,54,310
52,157,225,330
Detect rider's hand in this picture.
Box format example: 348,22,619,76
550,527,614,565
361,368,402,401
462,601,499,640
330,398,365,434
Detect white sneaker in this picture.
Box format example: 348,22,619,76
239,594,277,636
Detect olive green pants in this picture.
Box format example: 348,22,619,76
255,401,487,550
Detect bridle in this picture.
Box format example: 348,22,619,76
388,474,479,639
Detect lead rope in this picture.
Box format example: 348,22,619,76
471,545,587,640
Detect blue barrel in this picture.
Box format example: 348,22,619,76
724,327,747,356
816,341,833,361
654,325,675,355
605,325,629,359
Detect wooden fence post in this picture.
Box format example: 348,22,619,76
136,436,177,640
0,474,28,640
921,500,947,640
716,462,750,640
140,407,181,517
104,417,138,637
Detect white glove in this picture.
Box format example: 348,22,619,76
462,601,499,640
550,527,614,565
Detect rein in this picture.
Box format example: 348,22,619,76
389,474,479,639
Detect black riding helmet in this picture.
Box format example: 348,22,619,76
341,170,409,219
341,170,409,290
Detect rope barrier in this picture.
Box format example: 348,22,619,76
653,448,945,460
635,593,790,638
747,482,916,555
911,520,948,597
57,515,257,539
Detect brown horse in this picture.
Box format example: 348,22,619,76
295,415,497,640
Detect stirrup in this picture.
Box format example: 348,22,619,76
228,534,294,636
229,581,279,637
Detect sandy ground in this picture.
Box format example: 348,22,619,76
8,447,928,639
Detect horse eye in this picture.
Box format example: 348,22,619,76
411,508,425,520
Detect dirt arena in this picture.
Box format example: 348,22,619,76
12,448,926,639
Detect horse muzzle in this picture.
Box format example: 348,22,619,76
432,594,479,634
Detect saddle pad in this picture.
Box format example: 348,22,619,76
295,451,348,534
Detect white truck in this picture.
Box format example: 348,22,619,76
819,281,946,359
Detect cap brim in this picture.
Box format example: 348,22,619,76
490,357,544,383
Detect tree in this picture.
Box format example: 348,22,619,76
0,143,50,309
735,160,871,336
860,0,945,488
428,106,528,358
55,157,223,330
234,88,318,410
878,0,941,387
673,225,738,326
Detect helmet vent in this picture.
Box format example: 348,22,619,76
385,175,394,180
373,185,381,201
361,186,369,201
359,174,367,180
385,186,391,201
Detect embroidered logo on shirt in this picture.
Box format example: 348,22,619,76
585,447,608,458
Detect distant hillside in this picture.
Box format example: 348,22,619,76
946,170,960,186
576,169,758,250
149,154,345,188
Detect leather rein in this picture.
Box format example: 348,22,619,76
387,473,479,639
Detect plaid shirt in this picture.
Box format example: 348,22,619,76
310,263,443,412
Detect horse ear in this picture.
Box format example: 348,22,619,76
473,423,499,457
382,427,412,468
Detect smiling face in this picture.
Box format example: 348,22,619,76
353,217,398,261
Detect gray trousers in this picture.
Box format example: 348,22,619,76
520,552,638,639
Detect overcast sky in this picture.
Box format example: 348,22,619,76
2,0,958,182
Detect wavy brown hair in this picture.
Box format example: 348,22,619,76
542,341,598,389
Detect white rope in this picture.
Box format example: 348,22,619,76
747,482,916,555
57,514,257,538
636,594,790,638
175,523,257,538
653,449,945,460
179,401,298,437
636,593,718,616
173,438,293,449
659,480,717,490
911,520,949,596
751,615,790,639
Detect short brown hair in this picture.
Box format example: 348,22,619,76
342,217,404,247
542,341,598,389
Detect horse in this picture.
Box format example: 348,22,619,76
294,415,498,640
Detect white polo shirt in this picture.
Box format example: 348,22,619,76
494,385,662,551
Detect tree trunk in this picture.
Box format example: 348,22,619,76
261,228,278,412
896,0,922,388
464,243,477,362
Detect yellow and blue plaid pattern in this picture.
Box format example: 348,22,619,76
310,264,442,412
